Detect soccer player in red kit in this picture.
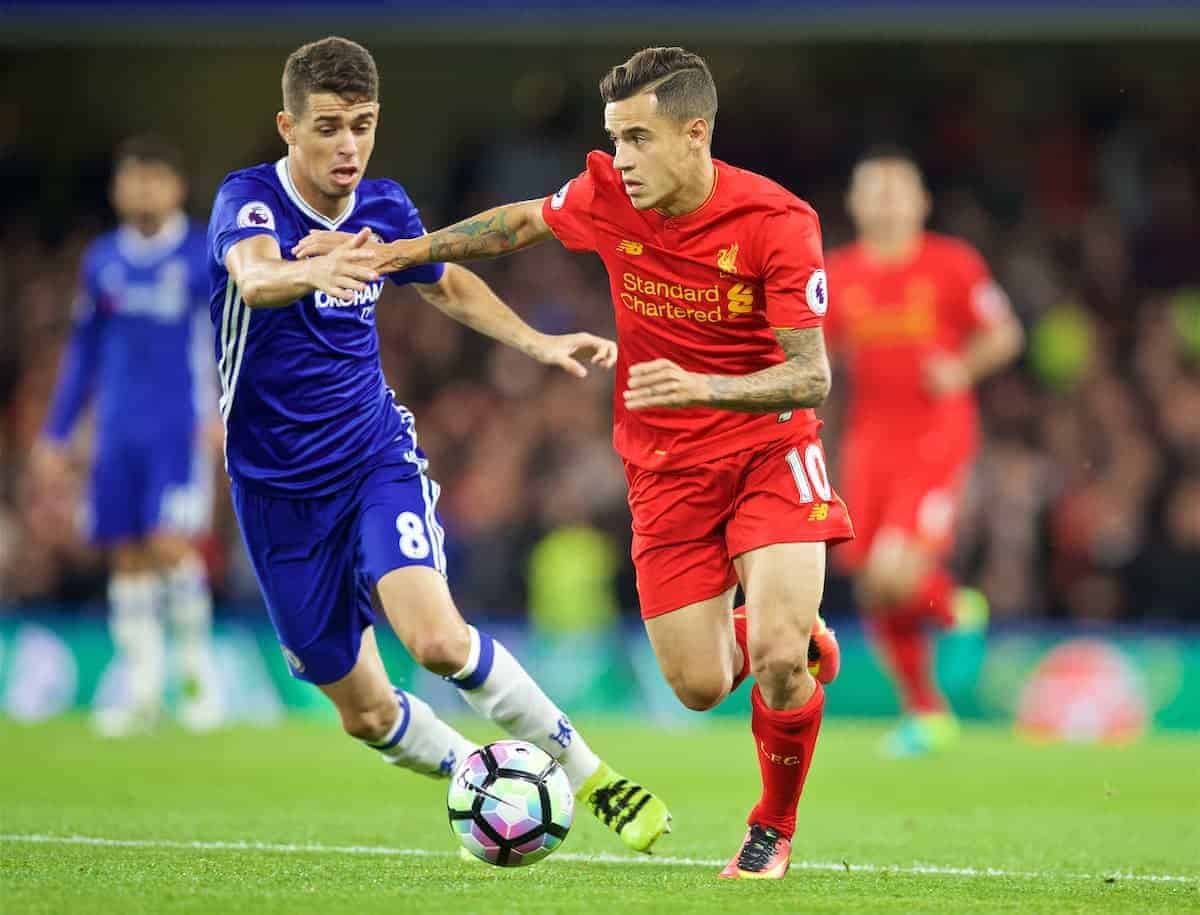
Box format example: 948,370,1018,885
824,147,1023,757
296,47,853,879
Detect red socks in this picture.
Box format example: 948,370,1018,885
731,605,751,693
747,681,824,839
868,614,947,714
866,567,956,714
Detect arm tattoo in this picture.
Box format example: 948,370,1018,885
428,209,523,262
706,327,831,413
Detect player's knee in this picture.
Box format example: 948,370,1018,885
406,627,471,677
748,625,810,691
339,696,399,743
665,669,729,711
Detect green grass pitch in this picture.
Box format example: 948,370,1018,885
2,716,1197,913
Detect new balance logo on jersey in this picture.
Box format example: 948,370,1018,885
617,239,644,256
808,503,830,522
549,716,574,749
314,280,384,310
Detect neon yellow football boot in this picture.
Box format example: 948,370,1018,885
576,761,672,853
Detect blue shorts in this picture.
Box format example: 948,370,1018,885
87,431,210,544
231,442,447,685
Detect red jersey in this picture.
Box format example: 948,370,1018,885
542,151,828,471
824,233,1008,449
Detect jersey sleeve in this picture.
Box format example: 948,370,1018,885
541,167,598,253
44,248,104,443
384,191,445,286
210,176,283,266
950,243,1013,334
760,205,828,330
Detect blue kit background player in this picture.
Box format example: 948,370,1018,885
207,35,670,852
37,137,221,737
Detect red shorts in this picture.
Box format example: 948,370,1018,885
624,430,855,620
837,430,975,572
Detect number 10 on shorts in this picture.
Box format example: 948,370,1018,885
786,444,832,504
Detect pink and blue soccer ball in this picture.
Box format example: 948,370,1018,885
447,739,574,866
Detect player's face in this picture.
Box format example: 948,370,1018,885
280,93,379,201
605,92,706,212
110,160,186,232
847,159,930,243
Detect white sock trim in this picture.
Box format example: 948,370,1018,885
450,625,481,682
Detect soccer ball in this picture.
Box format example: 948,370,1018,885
447,739,574,867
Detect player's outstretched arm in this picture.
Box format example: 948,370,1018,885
416,264,616,379
378,199,552,272
625,328,831,413
227,229,378,309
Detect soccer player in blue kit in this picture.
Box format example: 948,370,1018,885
207,36,670,852
37,137,221,737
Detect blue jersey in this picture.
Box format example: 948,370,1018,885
44,213,213,451
207,158,444,496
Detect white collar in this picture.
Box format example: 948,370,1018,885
275,157,357,229
116,210,188,264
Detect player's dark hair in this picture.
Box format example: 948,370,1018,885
599,47,717,129
283,36,378,116
114,135,185,178
857,144,920,168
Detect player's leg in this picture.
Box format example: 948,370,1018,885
717,541,827,880
361,461,670,852
319,624,475,776
857,472,981,757
151,532,221,731
717,433,855,879
97,539,168,736
89,446,169,736
147,437,221,730
642,587,740,711
627,455,747,709
229,477,474,776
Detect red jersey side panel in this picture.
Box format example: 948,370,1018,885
543,151,830,471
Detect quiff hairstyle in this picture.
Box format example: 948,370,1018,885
599,47,718,130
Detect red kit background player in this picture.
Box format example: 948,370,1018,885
297,47,852,879
825,147,1024,757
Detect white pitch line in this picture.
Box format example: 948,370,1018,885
0,833,1195,885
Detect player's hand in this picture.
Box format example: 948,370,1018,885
303,228,379,301
530,333,618,378
922,352,971,398
624,359,710,410
292,230,356,259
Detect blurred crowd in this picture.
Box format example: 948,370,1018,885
1,53,1197,623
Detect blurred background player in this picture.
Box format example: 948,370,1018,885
213,36,669,853
298,45,852,880
824,147,1024,758
33,137,221,737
